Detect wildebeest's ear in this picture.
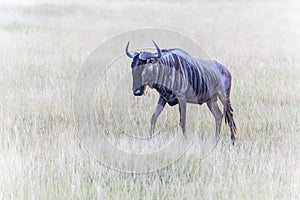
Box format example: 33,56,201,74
146,58,156,64
150,58,157,64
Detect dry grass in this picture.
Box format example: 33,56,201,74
0,0,299,199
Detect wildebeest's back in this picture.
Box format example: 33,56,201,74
153,49,229,105
165,49,226,104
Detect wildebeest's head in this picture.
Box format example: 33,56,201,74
126,41,162,96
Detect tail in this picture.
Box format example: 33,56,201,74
224,106,238,134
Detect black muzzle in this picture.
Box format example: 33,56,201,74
133,86,145,96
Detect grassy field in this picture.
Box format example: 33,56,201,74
0,0,300,199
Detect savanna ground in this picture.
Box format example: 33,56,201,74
0,0,300,199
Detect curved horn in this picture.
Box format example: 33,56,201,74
125,41,134,58
152,40,162,58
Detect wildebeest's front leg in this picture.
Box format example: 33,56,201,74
150,96,166,138
178,96,187,137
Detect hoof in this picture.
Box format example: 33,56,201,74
148,134,153,140
231,134,236,145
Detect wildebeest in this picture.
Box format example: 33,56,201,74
126,41,237,144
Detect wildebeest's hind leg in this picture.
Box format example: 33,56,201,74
150,97,166,138
218,90,237,145
206,95,223,140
